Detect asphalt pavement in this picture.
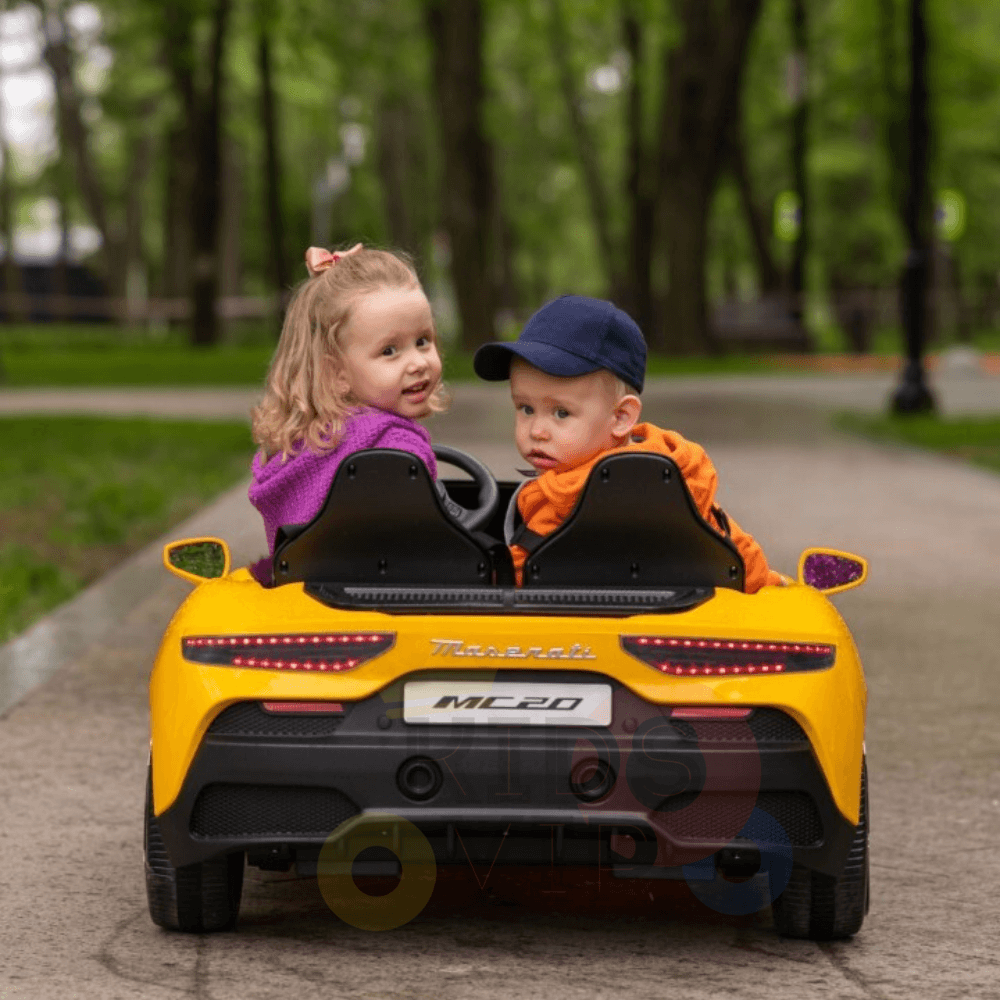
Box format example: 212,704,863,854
1,370,999,999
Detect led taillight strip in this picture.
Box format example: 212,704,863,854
655,662,785,677
622,635,834,676
229,655,357,672
630,637,830,653
182,632,394,673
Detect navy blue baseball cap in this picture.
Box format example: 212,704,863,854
473,295,646,393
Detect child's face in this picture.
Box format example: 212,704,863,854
509,359,637,473
336,287,442,419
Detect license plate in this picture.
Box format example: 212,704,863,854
403,680,612,726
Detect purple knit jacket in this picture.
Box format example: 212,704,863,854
248,408,437,583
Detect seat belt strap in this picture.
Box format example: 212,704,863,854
711,505,732,537
509,523,548,555
505,480,549,555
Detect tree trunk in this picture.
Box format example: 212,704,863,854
160,3,197,306
547,0,617,294
376,94,420,256
162,126,193,301
621,4,654,332
891,0,935,412
726,77,781,295
51,155,73,321
123,122,155,323
878,0,908,229
189,0,232,346
658,175,713,354
257,19,288,305
219,137,244,300
789,0,809,324
426,0,497,349
0,88,26,322
493,204,520,314
37,5,125,296
728,120,781,294
653,0,763,353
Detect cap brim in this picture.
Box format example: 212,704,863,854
473,340,601,382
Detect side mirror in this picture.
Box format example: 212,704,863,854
797,548,867,595
163,537,231,585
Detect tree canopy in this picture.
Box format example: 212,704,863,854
1,0,998,352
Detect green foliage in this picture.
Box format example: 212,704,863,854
811,0,906,291
931,0,1000,290
836,411,1000,475
13,0,1000,350
487,0,610,300
0,416,253,641
708,0,1000,350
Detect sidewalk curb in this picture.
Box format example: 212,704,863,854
0,476,262,719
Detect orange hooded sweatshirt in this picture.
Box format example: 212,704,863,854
511,422,784,592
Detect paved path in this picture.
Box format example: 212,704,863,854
1,378,999,998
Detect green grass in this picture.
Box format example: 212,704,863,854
2,338,770,387
0,320,278,349
0,344,273,386
0,322,273,386
2,321,998,387
0,416,254,641
442,348,769,381
836,412,1000,475
809,321,1000,356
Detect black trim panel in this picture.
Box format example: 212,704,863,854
155,670,856,877
305,583,714,617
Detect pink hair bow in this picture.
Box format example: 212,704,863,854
304,243,363,276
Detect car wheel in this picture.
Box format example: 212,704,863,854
144,766,244,932
771,758,869,940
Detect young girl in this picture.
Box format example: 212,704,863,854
248,243,447,584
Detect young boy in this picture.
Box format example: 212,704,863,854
473,295,784,591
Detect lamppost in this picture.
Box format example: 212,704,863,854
891,0,935,413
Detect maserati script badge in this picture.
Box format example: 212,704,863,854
430,639,596,660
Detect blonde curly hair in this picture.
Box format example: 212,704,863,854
251,246,448,460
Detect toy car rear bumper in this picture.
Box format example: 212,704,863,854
154,674,857,877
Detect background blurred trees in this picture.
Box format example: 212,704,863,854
2,0,1000,353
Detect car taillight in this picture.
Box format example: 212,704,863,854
670,707,752,719
262,701,345,713
182,632,394,672
621,635,834,676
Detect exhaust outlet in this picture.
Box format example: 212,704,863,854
396,757,444,801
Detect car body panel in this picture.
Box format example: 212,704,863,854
150,568,865,825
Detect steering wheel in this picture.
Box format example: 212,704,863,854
433,444,500,533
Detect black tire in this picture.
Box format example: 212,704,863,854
144,767,244,932
771,759,869,940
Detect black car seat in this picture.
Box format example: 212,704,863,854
272,450,494,586
512,452,746,590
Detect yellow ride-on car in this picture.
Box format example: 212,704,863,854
147,445,869,937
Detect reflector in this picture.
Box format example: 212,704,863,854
262,701,345,713
670,707,753,719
